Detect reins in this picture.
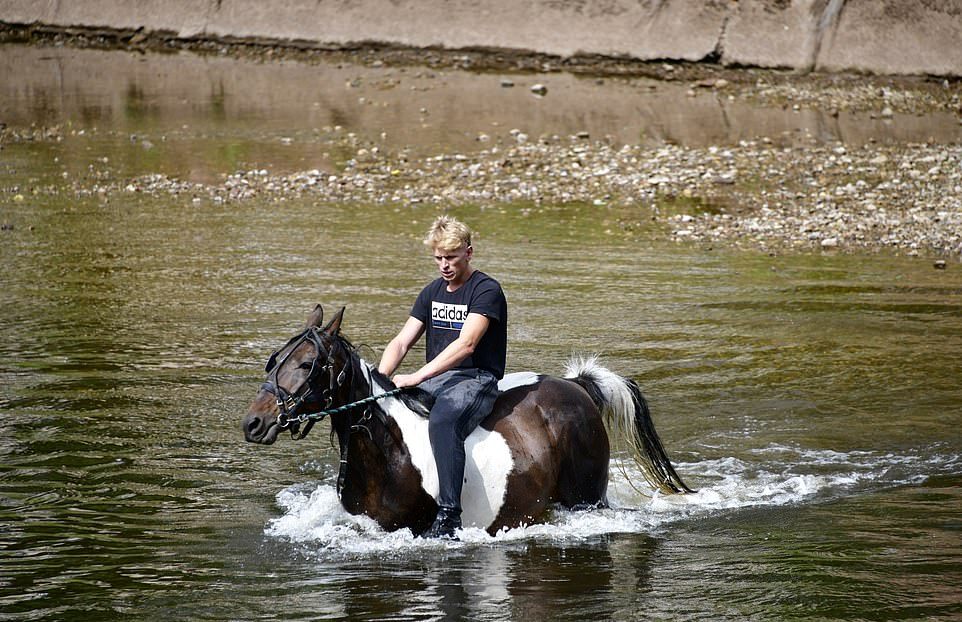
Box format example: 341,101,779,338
276,386,406,431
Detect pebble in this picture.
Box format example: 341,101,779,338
71,135,962,258
10,66,961,260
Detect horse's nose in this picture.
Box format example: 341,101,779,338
243,413,265,442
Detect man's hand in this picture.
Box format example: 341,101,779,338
387,313,491,390
392,373,422,389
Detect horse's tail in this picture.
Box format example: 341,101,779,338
565,356,694,495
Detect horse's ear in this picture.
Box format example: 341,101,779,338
323,306,346,335
306,304,324,329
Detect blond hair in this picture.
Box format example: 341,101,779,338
423,215,472,252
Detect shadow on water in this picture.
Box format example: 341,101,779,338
134,532,657,621
334,543,628,620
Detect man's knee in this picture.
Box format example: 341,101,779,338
428,373,498,442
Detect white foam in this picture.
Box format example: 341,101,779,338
265,443,958,557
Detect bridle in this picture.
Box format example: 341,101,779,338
260,326,351,440
259,322,411,495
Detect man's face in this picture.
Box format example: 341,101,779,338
433,244,473,285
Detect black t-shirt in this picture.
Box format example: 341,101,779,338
410,270,507,378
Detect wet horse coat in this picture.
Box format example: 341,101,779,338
243,306,691,535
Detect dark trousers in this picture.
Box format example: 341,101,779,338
419,368,500,513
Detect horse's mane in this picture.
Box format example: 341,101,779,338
368,366,434,418
337,333,433,419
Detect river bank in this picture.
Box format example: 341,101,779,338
2,39,961,259
4,23,962,116
77,136,962,258
8,124,961,258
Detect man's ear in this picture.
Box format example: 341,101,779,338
323,306,346,335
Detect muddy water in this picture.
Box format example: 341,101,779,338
1,44,961,621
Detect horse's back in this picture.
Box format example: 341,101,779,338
491,372,604,430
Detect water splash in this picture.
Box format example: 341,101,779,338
265,444,957,557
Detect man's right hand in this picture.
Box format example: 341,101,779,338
392,373,422,389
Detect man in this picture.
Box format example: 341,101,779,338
378,215,507,539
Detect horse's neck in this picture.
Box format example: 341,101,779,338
335,358,416,514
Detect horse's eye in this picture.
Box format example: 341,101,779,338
299,361,313,370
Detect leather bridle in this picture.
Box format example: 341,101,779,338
260,327,350,439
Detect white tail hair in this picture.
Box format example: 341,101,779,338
565,355,692,495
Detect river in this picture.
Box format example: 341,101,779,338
1,43,960,621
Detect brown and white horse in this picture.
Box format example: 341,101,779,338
242,305,692,536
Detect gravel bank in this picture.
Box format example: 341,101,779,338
3,34,961,259
64,130,961,258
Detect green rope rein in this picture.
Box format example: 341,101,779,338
287,387,407,425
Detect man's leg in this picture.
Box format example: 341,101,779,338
420,369,499,537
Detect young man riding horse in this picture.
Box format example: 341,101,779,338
378,215,507,539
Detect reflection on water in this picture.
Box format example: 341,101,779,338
265,482,655,621
1,43,961,622
3,44,962,184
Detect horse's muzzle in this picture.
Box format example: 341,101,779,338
243,392,282,444
243,410,282,444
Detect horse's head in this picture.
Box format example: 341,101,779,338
243,304,351,444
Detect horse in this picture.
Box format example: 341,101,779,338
242,305,692,536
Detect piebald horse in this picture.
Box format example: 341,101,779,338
243,305,692,535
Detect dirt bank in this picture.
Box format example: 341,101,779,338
49,130,962,259
3,0,962,77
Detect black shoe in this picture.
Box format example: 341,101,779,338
422,506,462,540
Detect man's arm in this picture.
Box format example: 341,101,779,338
378,316,425,378
392,312,490,388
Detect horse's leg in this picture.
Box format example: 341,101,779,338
338,421,437,534
555,413,610,509
487,419,556,531
481,387,557,533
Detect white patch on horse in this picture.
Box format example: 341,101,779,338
364,361,513,530
460,428,512,529
498,371,539,391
